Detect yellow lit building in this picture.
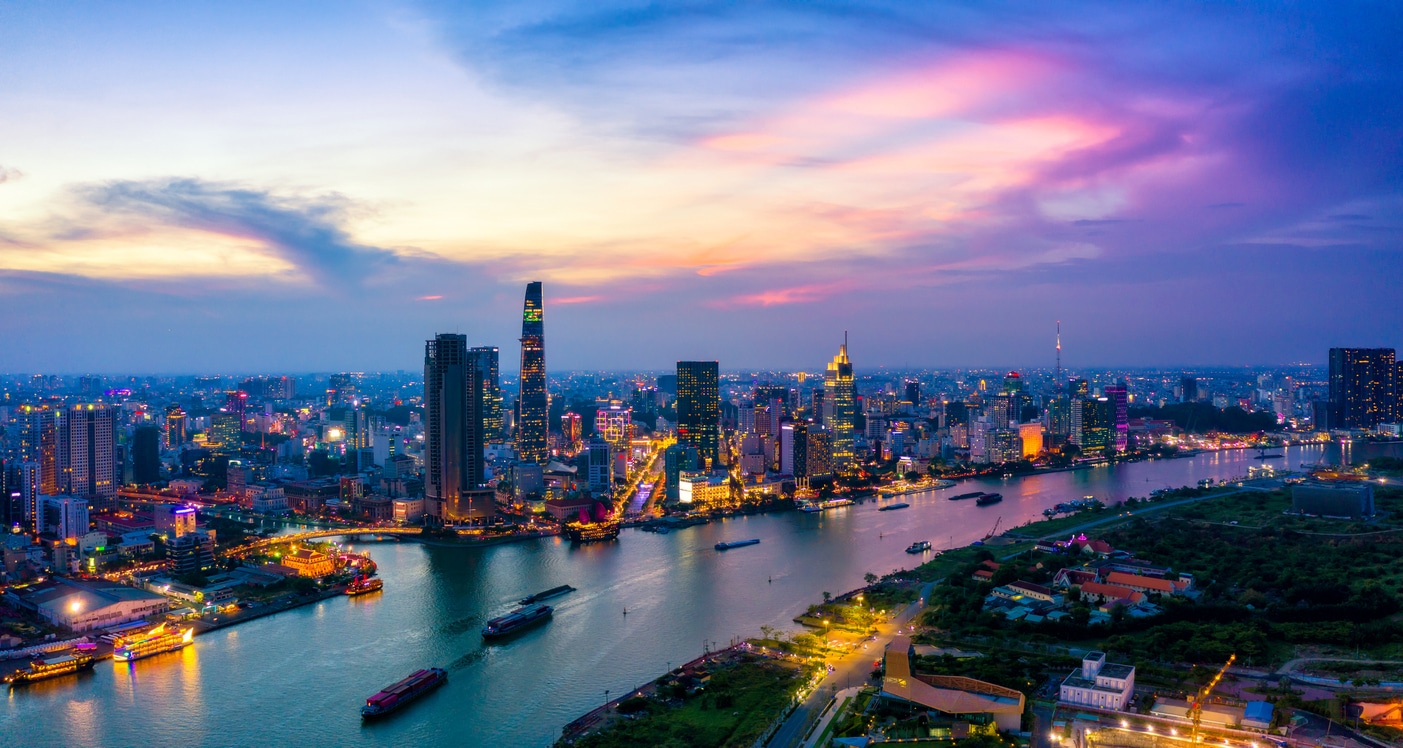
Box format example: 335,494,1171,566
283,548,336,578
1019,423,1044,458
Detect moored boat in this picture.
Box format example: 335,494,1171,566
564,519,621,543
715,538,760,550
905,540,932,554
948,491,984,501
113,623,194,662
799,498,855,513
4,651,96,686
361,668,448,719
975,493,1003,506
346,575,383,596
878,502,910,511
482,604,553,638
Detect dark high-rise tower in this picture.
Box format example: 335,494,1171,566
425,334,486,522
132,425,161,485
517,282,548,464
1329,348,1397,429
470,346,502,439
676,361,720,467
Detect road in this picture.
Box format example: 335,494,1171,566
767,582,935,748
1276,657,1403,675
1032,488,1250,540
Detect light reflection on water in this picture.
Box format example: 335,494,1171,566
9,443,1400,747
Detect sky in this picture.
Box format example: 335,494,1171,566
1,1,1401,373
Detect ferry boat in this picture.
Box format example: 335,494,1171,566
346,575,383,596
715,538,760,550
113,623,194,662
948,491,984,501
361,668,447,719
800,498,855,513
877,478,956,497
564,519,621,543
482,604,553,638
975,493,1003,506
905,541,932,554
519,584,576,605
4,651,96,687
878,502,910,511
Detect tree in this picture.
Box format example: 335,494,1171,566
822,591,832,604
864,572,878,586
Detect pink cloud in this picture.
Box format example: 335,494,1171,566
417,294,443,300
717,282,846,308
554,295,602,305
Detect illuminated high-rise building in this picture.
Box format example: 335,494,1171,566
208,412,241,454
561,412,583,455
470,346,503,439
1328,348,1397,429
164,404,187,447
824,336,856,469
18,405,60,496
517,282,548,465
595,404,634,453
224,391,248,433
425,333,488,522
1104,384,1129,452
676,361,720,467
64,404,116,508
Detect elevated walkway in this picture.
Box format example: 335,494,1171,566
881,635,1025,732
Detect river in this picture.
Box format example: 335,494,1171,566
5,443,1389,746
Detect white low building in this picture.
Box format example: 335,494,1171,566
29,579,170,632
1060,652,1136,711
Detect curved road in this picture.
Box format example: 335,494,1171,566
767,582,935,748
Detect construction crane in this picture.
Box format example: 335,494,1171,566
983,516,1003,541
1190,654,1236,742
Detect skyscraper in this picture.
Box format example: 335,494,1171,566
64,404,116,508
1328,348,1397,429
132,425,161,485
676,361,720,467
18,405,60,496
1103,384,1129,453
425,333,487,522
824,336,856,469
164,404,187,448
517,282,548,465
470,346,503,439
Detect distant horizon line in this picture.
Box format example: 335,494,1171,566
1,363,1327,380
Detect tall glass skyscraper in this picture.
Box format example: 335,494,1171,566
824,337,855,469
425,333,486,522
1328,347,1397,429
676,361,720,467
470,346,502,439
516,282,548,465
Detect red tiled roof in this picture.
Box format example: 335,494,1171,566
1106,571,1178,593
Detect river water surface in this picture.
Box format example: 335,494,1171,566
7,444,1385,746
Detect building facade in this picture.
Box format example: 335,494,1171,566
516,281,549,464
677,361,720,467
824,338,856,468
1329,347,1397,429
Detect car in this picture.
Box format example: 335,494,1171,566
1229,520,1239,525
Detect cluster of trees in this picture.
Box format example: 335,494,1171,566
1127,402,1277,433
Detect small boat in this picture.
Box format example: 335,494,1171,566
948,492,984,501
4,651,96,687
519,584,576,605
878,502,910,511
905,541,932,554
975,493,1003,506
715,538,761,550
361,668,447,719
482,604,553,638
346,575,383,596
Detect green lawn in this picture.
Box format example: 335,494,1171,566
567,658,806,748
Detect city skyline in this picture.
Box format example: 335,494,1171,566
2,3,1402,372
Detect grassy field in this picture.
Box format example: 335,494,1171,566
567,657,806,748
